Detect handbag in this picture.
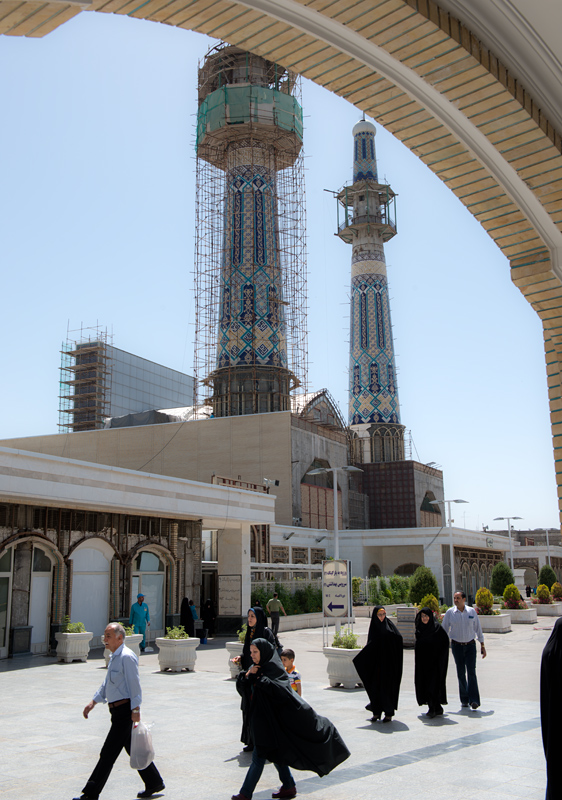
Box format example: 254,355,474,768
130,721,155,770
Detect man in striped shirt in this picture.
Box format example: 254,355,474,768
442,590,487,710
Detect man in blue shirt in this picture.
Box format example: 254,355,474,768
129,594,150,652
442,589,487,710
73,623,164,800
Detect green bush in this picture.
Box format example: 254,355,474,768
490,562,514,595
352,576,362,603
409,566,439,605
389,574,411,603
251,583,322,616
164,625,189,639
61,615,86,633
551,581,562,600
237,623,247,643
331,629,359,649
417,593,439,613
502,583,525,610
539,565,557,590
537,583,552,603
378,576,393,602
475,587,494,614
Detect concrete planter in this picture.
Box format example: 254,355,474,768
478,612,511,633
226,641,244,678
104,633,143,666
55,631,93,663
396,606,417,647
156,637,199,672
534,602,562,616
323,646,362,689
507,607,537,623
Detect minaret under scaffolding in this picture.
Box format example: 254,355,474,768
194,44,307,418
336,120,405,463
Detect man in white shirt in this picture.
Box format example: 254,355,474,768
441,590,487,710
73,622,165,800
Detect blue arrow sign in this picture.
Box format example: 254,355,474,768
328,602,344,611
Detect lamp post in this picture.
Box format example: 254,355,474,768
493,516,522,572
430,498,469,602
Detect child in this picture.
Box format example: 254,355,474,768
281,648,302,696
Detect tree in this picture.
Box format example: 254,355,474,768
539,564,557,590
490,561,514,595
409,566,439,605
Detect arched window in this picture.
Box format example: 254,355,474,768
368,563,381,578
395,563,421,577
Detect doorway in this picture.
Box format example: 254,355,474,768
131,551,165,640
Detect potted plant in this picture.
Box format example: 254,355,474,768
533,583,562,616
323,628,363,689
55,616,93,663
156,625,199,672
225,622,246,679
502,584,537,623
104,625,143,666
475,587,511,633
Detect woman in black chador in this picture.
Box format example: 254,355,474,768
179,596,195,638
238,607,277,751
201,598,216,637
353,605,403,722
541,616,562,799
414,607,449,718
232,638,350,800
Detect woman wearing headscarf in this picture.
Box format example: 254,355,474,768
414,606,449,718
179,597,195,638
232,638,350,800
541,616,562,799
201,598,216,637
353,605,403,722
237,607,277,751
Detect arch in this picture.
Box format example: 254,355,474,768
67,534,120,563
394,562,421,577
368,563,381,578
69,539,114,644
130,543,175,639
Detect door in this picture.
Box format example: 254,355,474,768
0,548,12,660
131,551,165,640
29,547,53,654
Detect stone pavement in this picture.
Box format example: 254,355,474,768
0,618,552,800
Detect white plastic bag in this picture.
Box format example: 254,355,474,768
130,721,155,770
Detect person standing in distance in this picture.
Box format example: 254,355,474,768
441,590,486,709
73,623,165,800
130,593,150,652
266,592,286,637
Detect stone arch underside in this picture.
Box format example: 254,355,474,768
3,0,562,523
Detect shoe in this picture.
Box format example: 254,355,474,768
370,714,381,722
272,787,297,799
73,796,96,800
461,703,469,708
435,707,444,716
137,784,165,798
425,710,436,719
231,794,251,800
382,715,393,723
470,702,479,710
242,744,254,752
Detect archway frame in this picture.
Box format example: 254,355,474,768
3,0,562,521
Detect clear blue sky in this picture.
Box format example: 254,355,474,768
0,11,558,532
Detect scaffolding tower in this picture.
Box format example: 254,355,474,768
58,325,112,433
194,43,308,416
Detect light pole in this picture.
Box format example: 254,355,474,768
430,498,469,602
493,516,522,572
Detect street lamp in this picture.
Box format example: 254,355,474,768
306,465,363,559
493,516,522,571
430,498,469,602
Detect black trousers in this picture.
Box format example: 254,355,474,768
270,612,280,636
82,702,162,799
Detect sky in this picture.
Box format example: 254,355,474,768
0,10,558,532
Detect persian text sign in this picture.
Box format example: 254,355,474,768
322,560,349,618
219,575,242,616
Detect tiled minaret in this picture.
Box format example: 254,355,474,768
337,120,405,463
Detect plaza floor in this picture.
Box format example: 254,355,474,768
0,617,551,800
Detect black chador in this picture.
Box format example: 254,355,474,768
541,616,562,799
353,606,403,721
414,607,449,718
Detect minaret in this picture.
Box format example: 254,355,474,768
196,45,303,417
336,120,405,463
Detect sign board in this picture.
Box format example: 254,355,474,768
218,574,242,616
322,560,349,618
486,537,494,548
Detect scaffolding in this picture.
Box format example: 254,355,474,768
58,325,112,433
194,43,308,416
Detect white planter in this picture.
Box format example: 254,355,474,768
226,641,244,678
104,634,144,666
507,607,538,623
534,602,562,616
156,637,199,672
478,612,511,633
323,646,363,689
55,631,93,663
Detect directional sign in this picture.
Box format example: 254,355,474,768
322,560,349,618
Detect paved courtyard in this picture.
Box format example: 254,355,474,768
0,617,551,800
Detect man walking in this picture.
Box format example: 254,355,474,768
266,592,287,637
73,622,165,800
130,593,150,652
442,589,487,710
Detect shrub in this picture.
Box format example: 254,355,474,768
536,584,552,603
475,587,494,615
539,565,557,590
331,629,359,649
61,615,86,633
417,593,439,613
409,566,439,605
164,625,189,639
502,583,526,610
389,574,411,603
124,625,135,636
551,582,562,600
490,562,514,595
352,576,362,604
237,623,247,643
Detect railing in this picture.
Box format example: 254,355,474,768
338,213,396,232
